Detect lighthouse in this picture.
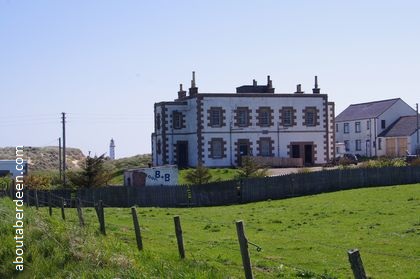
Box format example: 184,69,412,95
109,138,115,160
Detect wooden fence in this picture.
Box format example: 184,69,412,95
18,166,420,208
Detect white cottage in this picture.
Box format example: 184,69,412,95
335,98,416,157
152,73,335,167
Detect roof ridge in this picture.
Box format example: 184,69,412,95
349,98,400,107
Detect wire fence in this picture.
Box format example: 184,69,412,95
4,187,419,278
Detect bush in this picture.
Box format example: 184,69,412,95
184,164,212,185
236,157,268,179
363,157,407,168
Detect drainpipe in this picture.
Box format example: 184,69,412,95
277,123,280,157
230,121,233,166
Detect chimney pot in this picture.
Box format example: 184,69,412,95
189,71,198,96
295,84,304,94
312,75,320,94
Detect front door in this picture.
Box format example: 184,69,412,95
176,141,188,168
304,144,313,165
290,142,314,166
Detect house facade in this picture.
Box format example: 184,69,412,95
377,115,420,157
152,73,335,167
335,98,416,157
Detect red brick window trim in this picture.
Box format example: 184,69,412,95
208,107,225,127
234,107,251,127
172,111,185,129
257,107,273,127
257,137,274,157
280,106,296,127
303,107,319,127
208,138,226,159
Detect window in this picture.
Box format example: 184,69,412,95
236,107,250,127
355,122,361,133
156,114,161,130
344,140,350,152
367,120,370,130
258,107,271,127
355,140,361,151
172,111,182,129
381,120,386,129
378,138,382,150
344,123,349,134
210,138,223,158
281,107,294,126
209,108,222,127
304,107,317,126
336,123,339,132
157,139,161,154
259,138,271,157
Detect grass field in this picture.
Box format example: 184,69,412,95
1,184,419,278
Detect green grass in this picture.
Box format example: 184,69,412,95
110,168,240,185
178,168,240,185
1,184,419,278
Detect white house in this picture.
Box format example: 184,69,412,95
152,72,335,167
377,115,420,157
335,98,416,157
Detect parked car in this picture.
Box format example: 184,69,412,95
406,154,419,163
329,153,358,166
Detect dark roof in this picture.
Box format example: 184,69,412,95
236,85,275,93
378,115,420,137
336,98,400,122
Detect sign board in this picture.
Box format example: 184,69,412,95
124,165,178,186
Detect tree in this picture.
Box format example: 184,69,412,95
236,157,268,179
68,154,114,188
184,164,212,185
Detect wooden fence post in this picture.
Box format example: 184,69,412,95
347,249,367,279
25,191,30,207
236,220,253,279
35,190,39,210
98,200,106,235
61,197,66,220
173,216,185,259
76,198,85,227
48,192,52,216
131,207,143,250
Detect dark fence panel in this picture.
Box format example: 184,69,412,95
15,166,420,208
191,180,240,206
133,186,188,207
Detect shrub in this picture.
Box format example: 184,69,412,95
363,157,407,168
236,157,268,179
184,164,212,185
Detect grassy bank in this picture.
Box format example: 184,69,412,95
0,184,419,278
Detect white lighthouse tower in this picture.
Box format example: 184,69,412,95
109,138,115,160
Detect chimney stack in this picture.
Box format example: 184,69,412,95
312,76,320,94
188,71,198,96
253,79,257,86
178,83,186,99
267,75,274,93
295,84,304,94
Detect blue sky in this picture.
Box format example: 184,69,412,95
1,0,419,158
